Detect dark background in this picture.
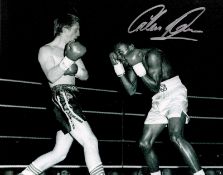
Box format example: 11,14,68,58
1,0,223,170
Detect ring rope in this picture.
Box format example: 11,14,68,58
83,110,122,115
0,104,222,120
77,87,118,93
0,165,222,169
0,104,47,110
187,95,223,100
0,78,42,85
1,78,223,99
1,136,223,145
189,116,223,120
0,135,52,140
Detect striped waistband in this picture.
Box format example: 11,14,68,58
51,84,79,93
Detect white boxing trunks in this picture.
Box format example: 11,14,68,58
144,76,190,125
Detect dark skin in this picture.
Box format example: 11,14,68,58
112,43,202,174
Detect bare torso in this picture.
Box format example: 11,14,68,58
49,54,76,88
42,42,76,88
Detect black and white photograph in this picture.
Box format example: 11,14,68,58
0,0,223,174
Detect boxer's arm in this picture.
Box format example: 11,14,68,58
124,48,161,93
140,52,162,93
74,58,89,80
119,67,138,96
38,46,65,83
109,52,137,96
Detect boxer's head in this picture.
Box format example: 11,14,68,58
114,42,135,65
54,13,80,41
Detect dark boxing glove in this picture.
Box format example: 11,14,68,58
59,41,86,71
125,49,146,77
64,63,78,76
64,41,86,61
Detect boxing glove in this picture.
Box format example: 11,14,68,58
59,41,86,71
109,52,125,77
125,49,146,77
64,41,86,61
64,63,78,76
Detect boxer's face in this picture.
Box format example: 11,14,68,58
64,22,80,42
115,43,132,65
115,43,136,67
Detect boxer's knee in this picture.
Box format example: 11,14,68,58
169,132,184,148
139,139,153,152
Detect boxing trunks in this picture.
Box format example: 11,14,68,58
145,76,190,125
51,84,86,134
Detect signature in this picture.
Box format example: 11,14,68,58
128,4,206,41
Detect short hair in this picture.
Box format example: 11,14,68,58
114,41,133,51
53,13,79,36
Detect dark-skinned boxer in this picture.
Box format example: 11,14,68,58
109,42,205,175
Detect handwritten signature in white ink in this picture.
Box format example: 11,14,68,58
128,4,206,41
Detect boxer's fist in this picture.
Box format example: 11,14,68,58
125,49,143,66
64,63,78,76
109,52,119,65
109,52,125,77
125,49,146,77
64,41,86,61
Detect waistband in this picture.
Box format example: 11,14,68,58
152,76,184,99
160,76,182,90
51,84,79,92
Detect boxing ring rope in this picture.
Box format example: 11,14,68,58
1,77,223,99
0,78,42,85
1,165,223,169
0,104,223,121
1,135,223,147
1,78,223,170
